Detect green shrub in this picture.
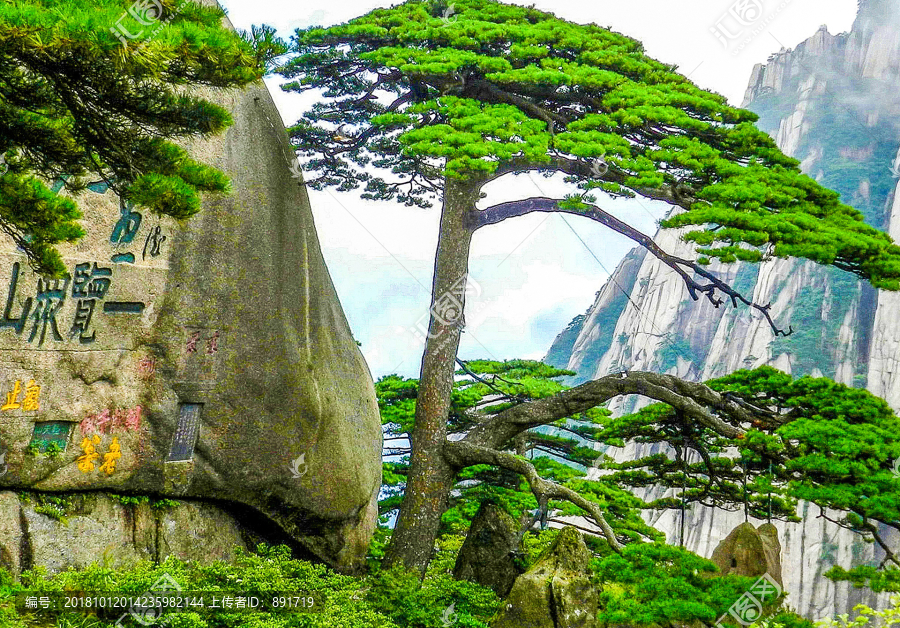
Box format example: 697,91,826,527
767,608,817,628
815,594,900,628
45,441,64,459
0,541,502,628
109,494,150,507
26,494,74,523
151,499,180,510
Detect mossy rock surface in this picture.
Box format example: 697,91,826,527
710,522,783,587
0,490,248,576
0,2,382,572
492,526,597,628
454,502,524,597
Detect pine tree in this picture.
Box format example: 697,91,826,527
377,360,900,602
280,0,900,577
0,0,284,275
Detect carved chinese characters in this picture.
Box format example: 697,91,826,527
70,262,112,343
168,404,201,462
0,260,149,347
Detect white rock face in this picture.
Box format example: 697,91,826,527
868,187,900,408
546,0,900,618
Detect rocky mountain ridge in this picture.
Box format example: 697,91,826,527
545,1,900,618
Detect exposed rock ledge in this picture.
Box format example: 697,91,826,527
0,491,300,578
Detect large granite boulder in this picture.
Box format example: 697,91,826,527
0,491,255,576
492,526,597,628
711,522,783,587
0,8,381,572
454,502,525,597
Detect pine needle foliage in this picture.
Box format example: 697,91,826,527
377,362,900,595
0,0,277,275
280,0,900,289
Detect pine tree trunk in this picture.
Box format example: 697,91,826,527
383,177,480,576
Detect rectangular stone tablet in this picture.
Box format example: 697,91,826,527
167,403,202,462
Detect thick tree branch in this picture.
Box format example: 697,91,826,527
443,440,624,552
349,69,404,106
465,370,755,450
463,78,570,129
485,156,697,211
468,196,791,337
546,517,610,539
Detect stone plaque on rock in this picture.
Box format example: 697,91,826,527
29,422,72,453
167,404,202,462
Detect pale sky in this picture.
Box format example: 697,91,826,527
219,0,858,379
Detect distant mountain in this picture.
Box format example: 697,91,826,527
545,1,900,618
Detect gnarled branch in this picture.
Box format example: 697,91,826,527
468,196,791,337
464,370,756,451
484,157,697,212
443,440,624,552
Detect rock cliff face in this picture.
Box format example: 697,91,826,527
545,0,900,618
0,7,382,574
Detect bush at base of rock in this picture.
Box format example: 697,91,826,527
593,542,782,627
367,534,503,627
0,539,503,628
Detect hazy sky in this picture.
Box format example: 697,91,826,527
219,0,858,379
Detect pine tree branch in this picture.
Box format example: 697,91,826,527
306,91,416,158
349,70,404,106
442,440,624,552
464,370,757,450
546,517,611,538
484,157,697,211
817,508,900,568
463,78,570,129
468,196,791,337
455,358,528,404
